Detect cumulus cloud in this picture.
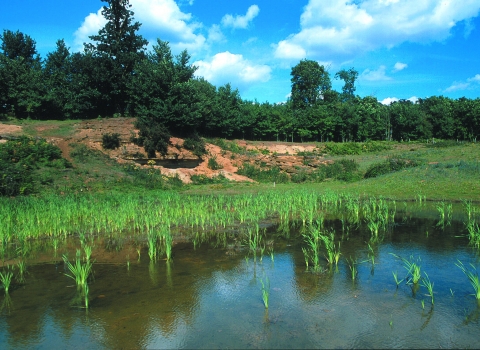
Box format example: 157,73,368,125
193,51,271,90
393,62,408,72
445,74,480,92
274,0,480,61
221,5,260,29
73,0,205,53
380,96,418,105
73,9,107,50
361,65,391,81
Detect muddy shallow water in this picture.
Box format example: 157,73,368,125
1,205,479,349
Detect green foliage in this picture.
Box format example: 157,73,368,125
207,155,222,170
0,136,67,196
364,157,423,179
323,141,392,155
190,173,229,185
133,118,171,158
183,134,207,158
237,163,289,183
426,140,464,148
70,143,106,163
101,132,121,150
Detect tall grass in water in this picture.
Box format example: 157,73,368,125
391,254,421,286
260,277,270,309
0,269,13,294
63,250,93,287
421,272,435,306
302,223,321,271
318,231,341,266
456,260,480,300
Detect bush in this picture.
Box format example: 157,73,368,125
102,133,121,149
364,157,422,179
236,163,289,183
323,141,392,155
133,118,171,158
0,136,67,196
207,156,223,170
190,173,229,185
325,159,361,182
183,134,207,158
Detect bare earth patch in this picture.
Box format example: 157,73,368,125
1,118,326,183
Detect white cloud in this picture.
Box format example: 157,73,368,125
445,74,480,92
380,97,399,105
74,0,206,53
193,51,271,90
361,65,391,81
393,62,408,72
221,5,260,29
381,96,418,105
207,24,225,43
274,0,480,61
73,9,107,50
467,74,480,82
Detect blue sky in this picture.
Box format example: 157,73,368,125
1,0,480,104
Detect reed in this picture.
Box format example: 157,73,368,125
346,256,359,281
63,251,93,288
260,277,270,309
421,272,434,305
391,254,421,285
392,271,403,287
456,260,480,300
16,260,27,283
0,269,13,294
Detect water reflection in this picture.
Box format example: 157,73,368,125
0,206,479,348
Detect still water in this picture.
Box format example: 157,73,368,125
1,205,479,349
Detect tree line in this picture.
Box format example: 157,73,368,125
1,0,479,148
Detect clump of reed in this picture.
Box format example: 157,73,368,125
456,260,480,301
260,277,270,309
0,268,14,294
63,249,93,288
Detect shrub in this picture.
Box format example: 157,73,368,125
236,163,289,183
364,157,422,179
0,136,67,196
207,156,223,170
190,173,229,185
323,141,392,155
133,118,171,158
183,134,207,158
102,133,121,149
325,159,361,182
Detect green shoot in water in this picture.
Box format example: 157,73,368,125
260,277,270,309
0,269,13,294
347,256,359,281
16,260,27,283
421,272,434,305
63,251,93,288
392,271,403,287
456,260,480,300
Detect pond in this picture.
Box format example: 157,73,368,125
0,201,479,349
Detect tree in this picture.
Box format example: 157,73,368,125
290,59,331,110
335,68,358,101
0,30,43,118
85,0,148,116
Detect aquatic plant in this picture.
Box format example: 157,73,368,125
456,260,480,300
0,269,13,294
391,254,421,285
421,272,434,305
318,231,341,266
346,256,359,281
392,271,403,287
16,260,27,283
260,277,270,309
63,251,93,288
